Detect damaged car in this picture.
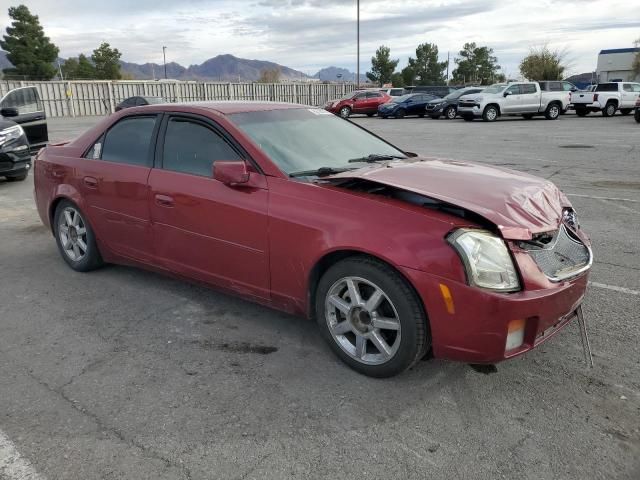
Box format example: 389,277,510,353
33,102,592,377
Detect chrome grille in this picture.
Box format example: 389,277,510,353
520,225,592,281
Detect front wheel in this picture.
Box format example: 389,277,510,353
315,257,429,377
339,106,351,119
54,201,104,272
482,105,498,122
6,173,28,182
444,106,457,120
635,109,640,123
545,103,560,120
394,108,406,119
620,109,632,116
602,102,616,117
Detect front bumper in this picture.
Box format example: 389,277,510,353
0,142,32,176
457,104,482,117
425,104,445,113
400,266,589,364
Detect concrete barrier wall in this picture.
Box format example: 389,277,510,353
0,80,357,117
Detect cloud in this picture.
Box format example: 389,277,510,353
1,0,639,77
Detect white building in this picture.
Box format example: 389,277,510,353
596,48,640,82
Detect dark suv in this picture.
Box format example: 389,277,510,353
425,86,485,119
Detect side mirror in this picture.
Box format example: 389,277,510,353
0,107,19,117
214,161,250,186
503,91,512,97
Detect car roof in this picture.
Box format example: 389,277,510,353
140,101,309,115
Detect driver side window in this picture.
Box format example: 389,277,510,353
505,85,521,95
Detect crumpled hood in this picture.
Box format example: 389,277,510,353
326,158,571,240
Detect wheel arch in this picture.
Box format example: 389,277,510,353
485,103,501,115
48,189,85,236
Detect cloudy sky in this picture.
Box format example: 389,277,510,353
1,0,639,77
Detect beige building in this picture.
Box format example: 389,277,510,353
597,48,640,82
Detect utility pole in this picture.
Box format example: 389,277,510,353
446,51,450,85
356,0,360,88
162,46,167,79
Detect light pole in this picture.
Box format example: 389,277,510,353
356,0,360,88
162,46,167,79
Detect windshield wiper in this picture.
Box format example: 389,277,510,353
348,153,406,163
289,166,357,178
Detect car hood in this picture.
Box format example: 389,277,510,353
324,158,571,240
426,99,444,105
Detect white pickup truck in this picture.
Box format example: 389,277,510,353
457,82,570,122
571,82,640,117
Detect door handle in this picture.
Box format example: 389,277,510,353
155,194,175,208
83,176,98,188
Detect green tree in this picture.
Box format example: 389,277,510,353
407,43,447,85
519,46,567,80
61,54,96,79
390,72,404,87
366,45,399,86
0,4,59,80
91,42,122,80
452,42,502,85
401,65,415,86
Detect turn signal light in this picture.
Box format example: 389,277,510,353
505,319,526,351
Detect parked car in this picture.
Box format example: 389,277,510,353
0,86,49,150
379,88,405,97
0,115,31,181
635,97,640,123
538,81,578,112
406,85,458,97
324,90,391,118
115,96,166,111
377,93,439,118
457,82,569,122
425,87,485,119
34,101,592,377
571,82,640,117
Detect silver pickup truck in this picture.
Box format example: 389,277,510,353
457,82,570,122
571,82,640,117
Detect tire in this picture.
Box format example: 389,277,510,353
620,109,632,116
366,113,375,117
635,109,640,123
575,107,589,117
482,105,498,122
522,114,534,120
602,102,616,117
444,106,457,120
462,115,474,121
339,106,351,119
315,256,429,378
394,108,406,119
53,200,104,272
545,103,561,120
430,115,440,120
380,115,388,119
6,173,28,182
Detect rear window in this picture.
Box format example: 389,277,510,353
521,84,537,94
99,116,157,166
595,83,618,92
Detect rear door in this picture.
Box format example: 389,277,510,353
148,114,270,299
621,84,638,108
81,114,159,263
520,83,541,112
0,87,48,149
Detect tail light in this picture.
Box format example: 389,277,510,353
636,98,640,107
593,94,599,102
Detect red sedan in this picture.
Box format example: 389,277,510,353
34,102,592,377
324,90,391,118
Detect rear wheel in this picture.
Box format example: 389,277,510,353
339,106,351,119
575,107,589,117
444,106,457,119
315,257,429,377
602,102,616,117
395,108,406,119
53,201,104,272
5,173,28,182
482,105,498,122
545,103,561,120
620,108,632,116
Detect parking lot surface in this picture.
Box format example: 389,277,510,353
1,113,639,480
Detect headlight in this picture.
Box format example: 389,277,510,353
563,208,579,230
448,229,520,291
0,125,25,147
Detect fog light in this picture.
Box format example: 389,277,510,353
506,319,525,351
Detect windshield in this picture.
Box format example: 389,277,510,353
482,84,508,94
230,108,407,175
444,89,476,100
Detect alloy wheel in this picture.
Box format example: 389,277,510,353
58,206,88,262
340,107,351,118
324,276,401,365
446,106,457,119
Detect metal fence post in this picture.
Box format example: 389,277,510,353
107,81,115,114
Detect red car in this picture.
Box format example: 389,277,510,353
324,90,391,118
34,102,592,377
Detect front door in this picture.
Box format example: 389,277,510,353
148,114,270,299
502,84,523,113
0,87,48,149
81,114,158,263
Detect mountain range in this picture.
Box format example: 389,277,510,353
1,50,363,83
